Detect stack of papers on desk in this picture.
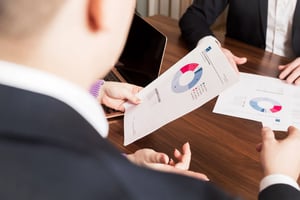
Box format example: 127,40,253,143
213,72,300,131
123,37,239,145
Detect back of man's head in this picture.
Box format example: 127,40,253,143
0,0,64,38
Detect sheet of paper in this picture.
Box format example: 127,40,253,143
213,72,300,131
123,37,239,145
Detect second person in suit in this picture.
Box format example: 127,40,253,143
179,0,300,85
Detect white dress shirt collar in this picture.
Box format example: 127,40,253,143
266,0,297,58
0,60,108,138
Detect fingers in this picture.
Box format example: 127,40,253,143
280,67,300,84
153,143,192,170
260,126,299,145
173,142,191,170
102,97,125,111
278,59,300,85
168,158,175,166
174,142,191,159
120,84,141,105
148,163,209,181
100,82,142,111
257,127,275,152
259,126,300,150
182,142,191,155
153,153,169,164
131,144,210,181
256,143,262,152
113,84,141,110
140,149,169,164
222,48,238,71
261,127,275,142
233,56,247,65
287,126,300,139
180,170,209,181
221,47,246,73
278,63,296,79
132,85,143,93
295,78,300,85
128,148,170,166
259,126,300,180
286,67,300,85
172,168,209,181
122,92,140,105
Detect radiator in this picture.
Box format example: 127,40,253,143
147,0,192,19
145,0,227,34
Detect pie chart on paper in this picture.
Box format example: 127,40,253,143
249,97,282,113
171,63,203,93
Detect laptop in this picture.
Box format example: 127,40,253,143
103,13,167,118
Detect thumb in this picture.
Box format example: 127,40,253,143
287,126,300,139
233,56,247,65
278,64,286,70
127,95,141,105
256,143,262,152
149,152,169,164
261,127,275,143
122,89,141,105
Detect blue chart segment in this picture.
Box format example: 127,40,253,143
172,63,203,93
249,97,282,113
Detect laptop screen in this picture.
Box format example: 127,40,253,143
115,14,167,87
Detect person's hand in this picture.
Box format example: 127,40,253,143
278,57,300,85
256,126,300,181
99,81,142,111
126,142,209,181
221,47,247,73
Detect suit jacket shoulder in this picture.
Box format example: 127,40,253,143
180,0,300,56
179,0,229,50
0,84,239,200
179,0,266,50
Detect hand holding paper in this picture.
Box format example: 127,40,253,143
124,37,239,145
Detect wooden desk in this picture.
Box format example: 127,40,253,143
108,15,296,200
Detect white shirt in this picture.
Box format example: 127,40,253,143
0,60,109,138
266,0,297,58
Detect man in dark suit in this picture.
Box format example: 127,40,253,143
0,0,299,199
179,0,300,85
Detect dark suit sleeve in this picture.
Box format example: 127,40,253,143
259,184,300,200
0,86,241,200
179,0,229,50
292,1,300,56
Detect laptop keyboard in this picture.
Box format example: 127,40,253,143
102,104,124,119
102,104,118,114
104,71,121,82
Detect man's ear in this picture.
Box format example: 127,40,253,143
87,0,102,31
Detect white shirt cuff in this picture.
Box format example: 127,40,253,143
197,36,221,47
260,174,300,192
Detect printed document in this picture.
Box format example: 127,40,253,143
213,72,300,131
123,37,239,145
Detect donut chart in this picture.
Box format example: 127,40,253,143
172,63,203,93
249,97,282,113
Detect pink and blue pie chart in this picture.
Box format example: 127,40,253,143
249,97,282,113
172,63,203,93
